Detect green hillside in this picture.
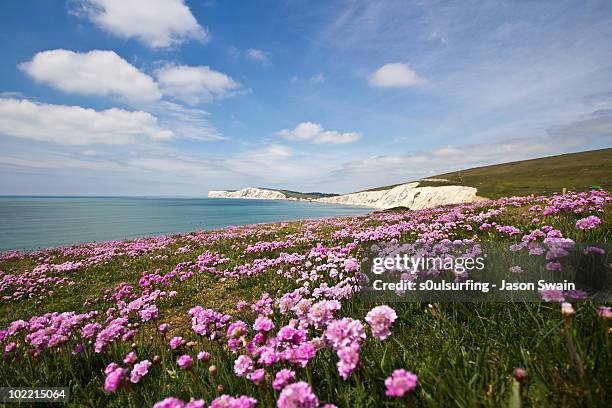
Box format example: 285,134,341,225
367,148,611,198
420,148,611,198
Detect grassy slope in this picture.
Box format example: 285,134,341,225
365,148,611,198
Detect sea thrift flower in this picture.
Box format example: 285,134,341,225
234,355,254,377
308,300,341,329
575,215,601,230
561,302,575,316
539,289,565,302
272,369,296,390
153,397,185,408
365,305,397,340
253,315,275,333
598,306,612,319
336,342,360,380
177,354,193,369
247,368,265,384
325,318,366,350
513,368,528,383
278,381,319,408
169,336,183,350
509,266,523,274
227,321,248,338
123,351,137,364
159,323,169,333
104,362,119,375
197,351,210,361
104,367,128,393
385,369,418,397
210,395,257,408
130,360,152,383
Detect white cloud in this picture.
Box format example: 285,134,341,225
246,48,270,65
155,65,241,105
72,0,208,48
153,101,223,141
310,73,326,84
19,49,161,103
369,63,424,87
0,98,173,145
277,122,361,144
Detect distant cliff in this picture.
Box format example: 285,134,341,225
208,183,482,210
314,182,481,209
208,187,287,200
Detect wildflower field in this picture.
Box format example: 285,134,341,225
0,190,610,407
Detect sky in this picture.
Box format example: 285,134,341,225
0,0,611,196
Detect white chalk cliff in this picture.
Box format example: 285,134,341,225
208,187,287,200
314,182,481,209
208,183,483,210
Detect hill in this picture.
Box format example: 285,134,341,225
369,148,611,198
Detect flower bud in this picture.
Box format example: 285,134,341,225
513,367,528,383
208,365,217,376
561,302,575,317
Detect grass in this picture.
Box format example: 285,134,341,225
0,193,610,407
364,148,611,198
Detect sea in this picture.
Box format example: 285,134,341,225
0,196,372,252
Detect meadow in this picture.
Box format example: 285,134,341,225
0,190,610,407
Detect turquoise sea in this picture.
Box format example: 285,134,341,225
0,196,371,252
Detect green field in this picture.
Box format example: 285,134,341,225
365,149,611,198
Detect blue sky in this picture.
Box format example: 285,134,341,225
0,0,611,196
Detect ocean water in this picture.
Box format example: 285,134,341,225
0,196,371,252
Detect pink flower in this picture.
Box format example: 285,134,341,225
247,368,265,384
104,367,128,393
308,300,341,329
539,289,565,302
177,354,193,369
159,323,169,333
253,315,274,333
365,305,397,340
197,351,210,361
272,369,296,390
336,342,360,380
234,355,254,377
324,318,366,351
153,397,185,408
123,351,137,364
509,266,523,274
575,215,601,230
210,395,257,408
227,320,248,338
130,360,152,383
385,369,418,397
278,381,319,408
152,397,206,408
169,336,183,350
104,362,119,375
598,306,612,319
